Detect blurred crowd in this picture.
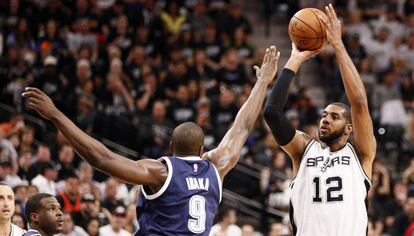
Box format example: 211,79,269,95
0,0,414,235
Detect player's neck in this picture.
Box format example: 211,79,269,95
324,139,348,152
0,219,11,234
30,225,52,236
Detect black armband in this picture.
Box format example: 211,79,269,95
263,68,296,146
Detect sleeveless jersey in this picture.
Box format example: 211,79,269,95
289,140,371,236
135,156,222,236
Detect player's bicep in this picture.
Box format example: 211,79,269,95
281,131,312,171
98,153,167,186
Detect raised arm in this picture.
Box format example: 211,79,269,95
203,46,280,181
264,44,322,174
22,88,167,190
320,4,376,177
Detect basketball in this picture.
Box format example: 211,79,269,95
288,8,328,50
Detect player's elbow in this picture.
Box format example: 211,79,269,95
351,96,369,110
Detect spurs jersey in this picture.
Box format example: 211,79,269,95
289,140,371,236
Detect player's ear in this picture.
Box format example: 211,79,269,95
169,142,174,155
30,213,39,223
199,146,204,157
345,123,353,135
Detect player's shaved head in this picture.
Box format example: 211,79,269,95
171,122,204,156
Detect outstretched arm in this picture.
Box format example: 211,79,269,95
203,46,280,181
264,44,323,174
22,88,167,189
320,4,376,178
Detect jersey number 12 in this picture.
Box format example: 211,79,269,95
188,195,206,233
313,176,343,203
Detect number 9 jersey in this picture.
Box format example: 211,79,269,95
135,156,222,236
289,140,371,236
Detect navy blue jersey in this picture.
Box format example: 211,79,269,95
135,156,222,236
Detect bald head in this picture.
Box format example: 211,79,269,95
171,122,204,156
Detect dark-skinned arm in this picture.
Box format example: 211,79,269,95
203,46,280,181
320,4,376,179
22,87,167,190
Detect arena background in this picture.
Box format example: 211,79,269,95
0,0,413,235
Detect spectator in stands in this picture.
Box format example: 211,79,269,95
168,84,196,125
27,144,51,181
56,212,88,236
365,27,395,73
241,224,255,236
31,161,58,195
211,87,237,139
56,173,80,214
216,49,248,90
209,207,241,236
135,72,164,114
372,70,402,111
102,178,123,212
18,126,35,154
138,100,173,157
268,222,289,236
160,0,186,36
107,15,133,57
124,203,138,234
72,193,108,230
390,194,414,236
57,145,76,180
85,217,100,236
99,205,131,236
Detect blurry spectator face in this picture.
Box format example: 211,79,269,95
377,28,389,42
8,133,20,149
194,50,206,64
77,60,91,81
393,181,407,204
87,218,99,236
384,72,396,86
194,1,207,15
234,27,246,43
152,101,166,121
117,15,129,34
10,0,19,13
176,85,189,103
225,50,240,69
13,185,28,203
19,151,32,170
76,0,89,11
79,162,93,182
229,4,242,18
204,24,217,40
78,19,91,34
21,127,34,146
61,212,74,234
111,206,127,231
17,18,28,33
45,168,58,181
46,20,57,38
404,197,414,218
219,88,235,107
79,182,91,196
105,178,118,200
12,214,24,229
268,222,284,236
65,177,80,196
108,46,122,60
132,46,146,63
36,145,51,162
349,9,362,24
59,145,74,165
174,62,187,77
241,224,254,236
273,151,286,170
188,80,199,98
167,1,179,15
27,185,39,199
0,185,15,222
225,209,237,225
110,59,123,75
81,200,97,215
136,26,149,41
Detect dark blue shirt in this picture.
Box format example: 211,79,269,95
136,156,221,235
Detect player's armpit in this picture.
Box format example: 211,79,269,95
281,131,312,174
97,153,168,189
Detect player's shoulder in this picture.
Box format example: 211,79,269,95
11,224,26,235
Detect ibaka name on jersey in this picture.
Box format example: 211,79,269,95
186,177,209,191
307,156,350,172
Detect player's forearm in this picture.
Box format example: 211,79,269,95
233,79,269,132
334,43,369,107
50,110,111,169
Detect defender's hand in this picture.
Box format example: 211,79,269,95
254,45,280,84
22,87,60,120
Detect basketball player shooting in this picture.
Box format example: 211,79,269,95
264,4,376,236
22,46,280,235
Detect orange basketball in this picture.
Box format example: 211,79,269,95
288,8,328,51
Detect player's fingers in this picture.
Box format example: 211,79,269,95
273,51,281,64
270,45,276,60
329,3,338,19
28,97,41,106
253,66,260,77
325,6,333,22
318,15,328,27
263,48,269,63
22,91,43,100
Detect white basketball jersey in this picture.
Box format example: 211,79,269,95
289,140,371,236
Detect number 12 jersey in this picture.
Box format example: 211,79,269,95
289,140,371,236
